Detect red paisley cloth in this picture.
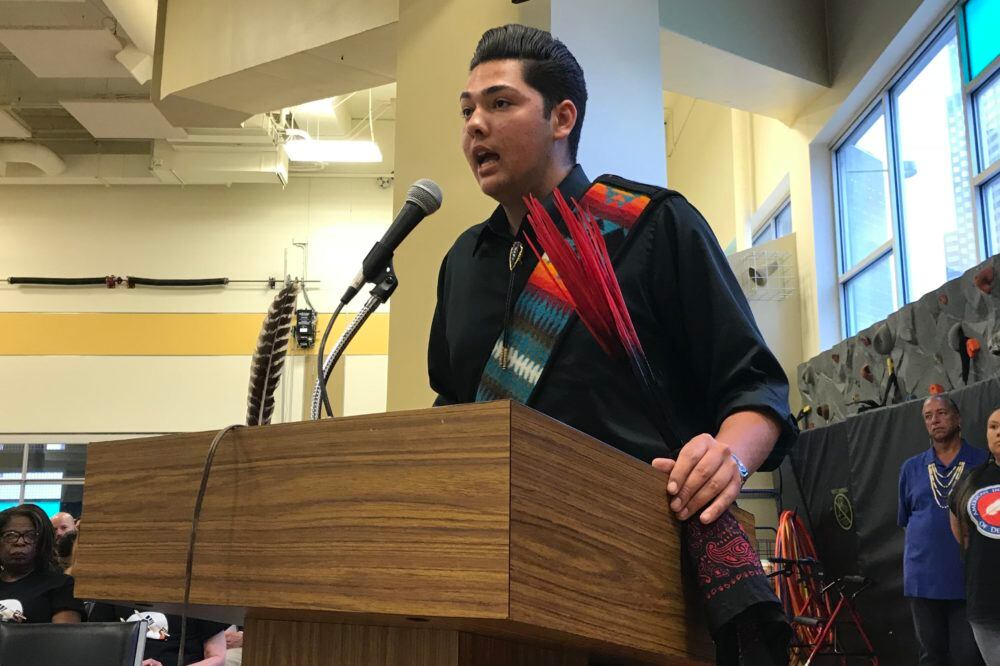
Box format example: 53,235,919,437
683,509,790,664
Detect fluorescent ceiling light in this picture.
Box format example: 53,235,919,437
283,139,382,163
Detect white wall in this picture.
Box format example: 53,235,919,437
0,177,392,314
552,0,668,186
0,176,393,434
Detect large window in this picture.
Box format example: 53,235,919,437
0,443,86,517
835,3,1000,336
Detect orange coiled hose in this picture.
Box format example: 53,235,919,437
774,510,835,652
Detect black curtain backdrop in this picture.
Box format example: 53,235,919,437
846,398,926,664
783,378,999,666
787,421,859,582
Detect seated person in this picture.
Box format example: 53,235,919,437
56,530,77,574
51,512,78,543
90,603,227,666
0,504,84,623
224,625,243,666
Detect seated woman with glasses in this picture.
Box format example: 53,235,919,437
0,504,84,623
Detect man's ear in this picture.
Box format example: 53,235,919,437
550,99,578,142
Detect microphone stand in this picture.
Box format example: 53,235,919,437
310,263,397,420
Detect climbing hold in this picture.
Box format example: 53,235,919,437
973,266,994,294
873,324,894,355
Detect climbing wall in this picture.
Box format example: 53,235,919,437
797,255,1000,426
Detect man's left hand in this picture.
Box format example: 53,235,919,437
651,433,741,524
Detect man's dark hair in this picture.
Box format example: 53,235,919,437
56,530,77,559
0,504,59,574
470,24,587,162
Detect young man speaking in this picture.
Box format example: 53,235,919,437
428,24,797,664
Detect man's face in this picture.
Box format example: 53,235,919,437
460,59,562,206
51,513,76,539
922,398,960,442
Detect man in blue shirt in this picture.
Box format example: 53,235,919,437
899,395,988,665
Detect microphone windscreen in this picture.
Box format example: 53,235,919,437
407,179,443,215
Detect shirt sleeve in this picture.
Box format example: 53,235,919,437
85,602,121,622
48,574,86,619
655,194,798,471
428,254,458,406
192,618,229,644
898,462,911,528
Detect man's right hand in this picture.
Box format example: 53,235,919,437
225,629,244,649
142,660,163,666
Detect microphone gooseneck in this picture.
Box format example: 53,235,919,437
317,179,442,419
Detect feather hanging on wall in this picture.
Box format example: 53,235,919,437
246,281,299,426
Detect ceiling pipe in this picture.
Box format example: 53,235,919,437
0,142,67,176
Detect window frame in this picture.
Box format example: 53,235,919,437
749,178,792,248
0,443,86,509
0,433,160,514
832,5,997,338
750,199,792,247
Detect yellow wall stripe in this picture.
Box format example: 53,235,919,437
0,313,389,356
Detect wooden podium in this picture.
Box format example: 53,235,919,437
75,401,727,665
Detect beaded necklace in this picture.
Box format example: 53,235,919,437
927,461,965,509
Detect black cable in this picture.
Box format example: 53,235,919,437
178,424,241,666
316,301,347,418
127,277,229,287
8,276,109,285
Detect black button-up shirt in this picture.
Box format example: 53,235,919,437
429,166,796,469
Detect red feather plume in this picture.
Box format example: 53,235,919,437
524,190,678,448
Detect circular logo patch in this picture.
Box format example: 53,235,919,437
967,484,1000,539
833,492,854,531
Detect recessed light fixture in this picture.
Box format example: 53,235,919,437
283,137,382,163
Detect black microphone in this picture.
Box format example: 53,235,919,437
340,179,443,304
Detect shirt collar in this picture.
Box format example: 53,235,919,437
473,164,591,255
923,439,972,468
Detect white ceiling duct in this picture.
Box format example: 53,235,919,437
115,45,153,84
103,0,156,84
0,142,66,176
102,0,157,55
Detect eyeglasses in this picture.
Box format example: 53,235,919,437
1,530,40,545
